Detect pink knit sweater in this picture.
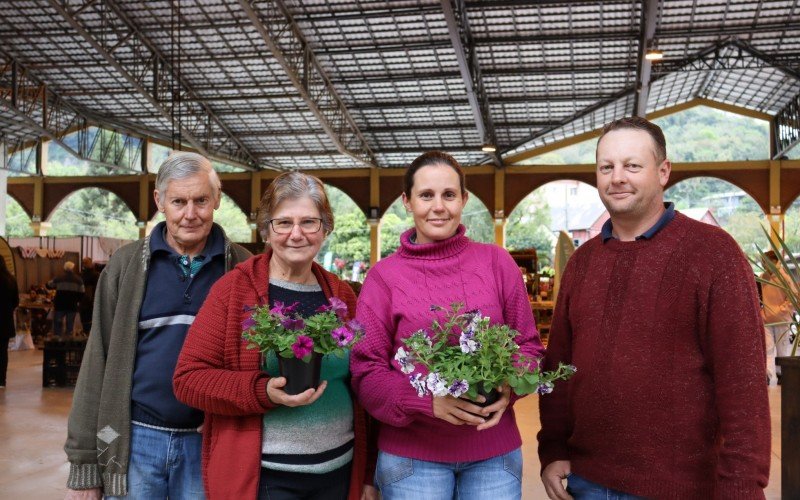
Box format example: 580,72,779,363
351,225,544,462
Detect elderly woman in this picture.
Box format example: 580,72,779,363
174,172,376,500
350,151,545,499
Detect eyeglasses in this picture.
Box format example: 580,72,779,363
269,217,323,234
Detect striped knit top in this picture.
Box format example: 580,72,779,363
260,279,355,473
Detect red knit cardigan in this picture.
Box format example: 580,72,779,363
174,251,376,499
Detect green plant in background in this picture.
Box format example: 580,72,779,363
755,227,800,356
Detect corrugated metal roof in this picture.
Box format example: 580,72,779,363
1,0,798,171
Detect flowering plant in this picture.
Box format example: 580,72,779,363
395,303,575,400
242,297,364,361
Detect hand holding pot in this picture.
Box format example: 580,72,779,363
432,394,487,426
476,384,511,431
267,377,327,407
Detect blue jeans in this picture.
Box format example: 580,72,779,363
566,473,646,500
106,422,205,499
53,310,76,339
374,449,522,500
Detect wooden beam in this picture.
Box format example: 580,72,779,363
493,167,506,246
369,167,381,265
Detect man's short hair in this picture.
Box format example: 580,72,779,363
156,152,221,204
64,261,75,272
597,116,667,163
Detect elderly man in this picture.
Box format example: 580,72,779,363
538,117,770,499
64,152,251,499
48,261,85,340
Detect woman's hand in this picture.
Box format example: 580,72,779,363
432,395,487,426
266,377,327,407
477,384,511,431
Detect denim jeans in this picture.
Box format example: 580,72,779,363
53,310,76,339
374,449,522,500
106,422,205,500
566,473,646,500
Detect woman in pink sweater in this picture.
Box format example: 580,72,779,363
351,151,545,499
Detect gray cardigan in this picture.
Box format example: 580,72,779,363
64,225,251,495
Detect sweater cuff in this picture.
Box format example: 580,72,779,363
538,444,570,475
254,376,275,410
402,392,434,419
67,462,102,490
714,480,766,500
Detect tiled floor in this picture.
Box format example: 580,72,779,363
0,349,784,499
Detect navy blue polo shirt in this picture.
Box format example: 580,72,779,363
130,222,226,429
601,202,676,243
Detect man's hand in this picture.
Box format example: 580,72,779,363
267,377,327,407
541,460,573,500
432,395,486,426
65,488,102,500
361,484,379,500
477,384,511,431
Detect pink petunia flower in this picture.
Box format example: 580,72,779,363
291,335,314,359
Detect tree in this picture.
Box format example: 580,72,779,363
317,186,370,276
379,201,412,258
5,197,34,237
48,188,138,239
506,190,554,265
213,195,250,243
784,202,800,254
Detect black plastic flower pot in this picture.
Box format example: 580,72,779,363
462,386,501,419
474,386,501,408
278,352,322,395
776,356,800,499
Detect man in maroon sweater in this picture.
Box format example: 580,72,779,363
538,116,770,499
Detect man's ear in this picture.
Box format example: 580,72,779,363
658,159,672,188
153,190,164,212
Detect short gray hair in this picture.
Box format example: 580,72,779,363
257,171,334,241
156,152,221,204
64,261,75,272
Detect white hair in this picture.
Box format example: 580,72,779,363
156,152,221,204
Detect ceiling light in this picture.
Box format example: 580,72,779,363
645,50,664,61
481,144,497,152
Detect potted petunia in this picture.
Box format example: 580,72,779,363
395,303,575,407
755,229,800,497
242,297,364,395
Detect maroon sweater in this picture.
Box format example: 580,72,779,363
538,212,770,499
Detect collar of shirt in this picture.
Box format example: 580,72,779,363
149,222,226,276
601,202,676,243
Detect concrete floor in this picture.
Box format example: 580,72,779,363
0,349,784,499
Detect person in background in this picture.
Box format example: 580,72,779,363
351,151,544,499
0,257,20,388
47,261,84,340
538,116,770,499
761,250,798,386
79,257,99,334
64,152,251,499
174,171,377,500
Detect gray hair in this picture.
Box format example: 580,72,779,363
257,171,334,241
64,261,75,272
156,152,221,204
